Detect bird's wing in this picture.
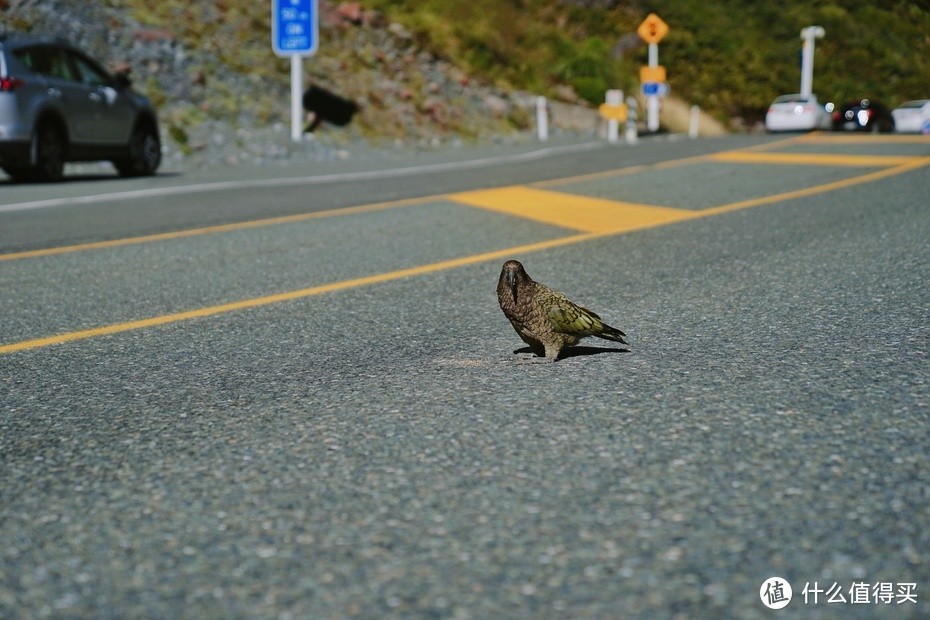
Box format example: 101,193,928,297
546,294,604,336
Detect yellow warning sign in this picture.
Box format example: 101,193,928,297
637,13,669,44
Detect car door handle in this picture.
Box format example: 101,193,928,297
47,87,62,98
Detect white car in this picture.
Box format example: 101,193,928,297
891,99,930,133
764,94,832,132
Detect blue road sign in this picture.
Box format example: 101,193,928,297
641,81,670,97
272,0,318,56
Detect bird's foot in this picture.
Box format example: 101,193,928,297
514,354,557,365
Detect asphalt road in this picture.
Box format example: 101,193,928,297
1,133,928,618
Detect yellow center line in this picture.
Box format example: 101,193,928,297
0,233,598,355
0,135,811,262
699,158,929,216
0,195,433,262
2,143,927,355
709,151,926,167
796,133,930,144
531,133,812,188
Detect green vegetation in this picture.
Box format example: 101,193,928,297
366,0,930,121
364,0,639,102
111,0,930,127
659,0,930,119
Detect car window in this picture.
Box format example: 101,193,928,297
15,46,75,81
774,96,808,104
70,52,110,87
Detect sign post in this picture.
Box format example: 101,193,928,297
799,26,824,98
636,13,669,132
272,0,319,142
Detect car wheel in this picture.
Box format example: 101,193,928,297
114,122,161,177
30,123,66,182
2,165,32,183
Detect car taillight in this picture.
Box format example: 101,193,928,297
832,110,841,121
0,76,24,91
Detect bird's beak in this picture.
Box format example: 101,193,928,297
507,269,518,301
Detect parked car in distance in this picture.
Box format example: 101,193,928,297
764,94,832,132
891,99,930,134
831,98,895,133
0,34,161,182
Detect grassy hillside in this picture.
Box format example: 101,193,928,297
365,0,930,121
659,0,930,120
113,0,930,123
18,0,927,134
361,0,641,102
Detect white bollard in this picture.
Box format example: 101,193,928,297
605,89,622,144
625,96,638,144
689,105,700,139
536,96,549,142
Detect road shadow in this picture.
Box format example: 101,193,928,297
513,345,631,360
0,171,183,185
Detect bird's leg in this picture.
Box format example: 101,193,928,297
543,343,563,361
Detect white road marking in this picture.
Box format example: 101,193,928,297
0,141,604,214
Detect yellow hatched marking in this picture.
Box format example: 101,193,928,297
709,151,925,167
447,186,696,234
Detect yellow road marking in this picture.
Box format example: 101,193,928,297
0,232,597,355
796,133,930,144
2,147,927,356
701,158,930,216
0,196,432,262
709,151,926,167
0,135,813,263
532,134,814,189
447,186,696,233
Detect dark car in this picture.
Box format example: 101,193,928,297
0,34,160,182
831,98,895,133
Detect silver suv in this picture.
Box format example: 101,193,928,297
0,35,161,182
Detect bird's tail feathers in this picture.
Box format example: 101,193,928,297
597,323,628,345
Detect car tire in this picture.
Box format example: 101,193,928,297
2,165,32,183
114,122,161,177
29,123,66,182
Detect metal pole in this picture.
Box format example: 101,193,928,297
800,26,824,98
291,55,303,142
647,43,660,132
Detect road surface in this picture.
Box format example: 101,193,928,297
2,133,928,618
